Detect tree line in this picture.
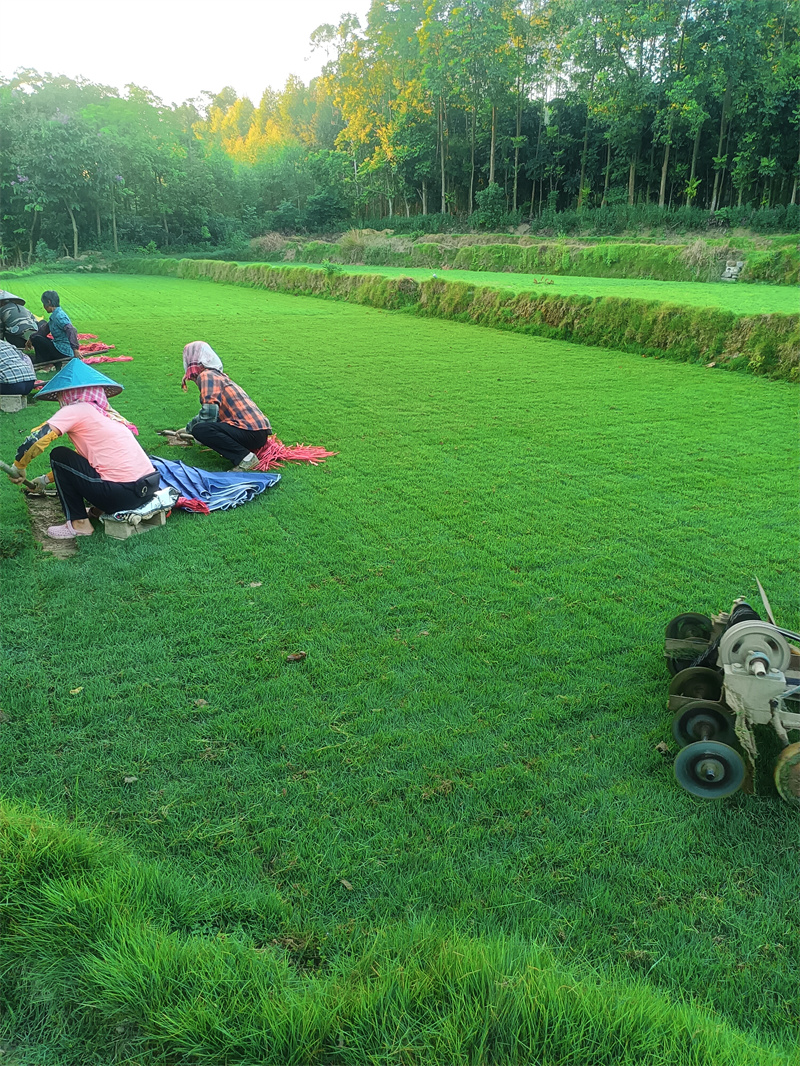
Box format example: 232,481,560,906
1,0,798,263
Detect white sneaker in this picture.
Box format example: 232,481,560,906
233,452,259,472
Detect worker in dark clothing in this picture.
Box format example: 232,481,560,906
0,291,39,349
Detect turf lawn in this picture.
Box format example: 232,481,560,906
275,262,800,314
0,272,798,1063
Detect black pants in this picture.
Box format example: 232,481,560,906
0,380,35,395
191,422,269,464
3,331,34,350
30,335,75,367
50,446,160,521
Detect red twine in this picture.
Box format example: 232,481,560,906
255,438,338,472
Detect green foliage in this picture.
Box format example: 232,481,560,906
33,239,56,263
472,183,510,230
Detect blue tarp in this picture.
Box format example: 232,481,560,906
150,456,280,511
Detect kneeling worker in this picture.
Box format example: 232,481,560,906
10,361,159,539
181,341,272,471
29,290,80,368
0,340,36,395
0,291,39,349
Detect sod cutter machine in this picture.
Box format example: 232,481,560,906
664,582,800,803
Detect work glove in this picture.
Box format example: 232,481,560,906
32,474,51,492
186,403,219,434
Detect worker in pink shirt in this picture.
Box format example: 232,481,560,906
9,362,158,539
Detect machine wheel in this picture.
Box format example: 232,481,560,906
668,666,723,703
674,741,745,799
718,620,791,673
773,742,800,806
671,701,735,748
664,613,713,675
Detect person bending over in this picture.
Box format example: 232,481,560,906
0,340,36,395
0,291,39,349
10,365,158,539
182,341,272,471
29,290,80,368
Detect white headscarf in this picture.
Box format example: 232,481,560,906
182,341,223,373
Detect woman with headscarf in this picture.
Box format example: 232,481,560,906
10,361,158,539
181,341,273,472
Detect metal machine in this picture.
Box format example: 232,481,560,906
664,584,800,803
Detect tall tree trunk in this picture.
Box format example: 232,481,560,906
513,93,522,212
645,136,656,203
659,3,689,208
111,189,119,253
710,82,732,212
628,151,637,205
489,105,497,185
422,179,428,215
469,105,476,212
439,96,446,214
601,138,612,207
66,204,79,258
96,204,102,240
27,209,40,266
685,122,703,205
658,135,672,208
577,78,594,209
162,212,170,248
717,118,733,208
530,106,543,218
791,126,800,204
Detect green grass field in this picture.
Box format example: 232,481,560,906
277,262,800,314
0,273,798,1065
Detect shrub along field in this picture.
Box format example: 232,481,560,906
0,273,798,1065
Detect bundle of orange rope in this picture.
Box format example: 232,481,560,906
255,438,337,472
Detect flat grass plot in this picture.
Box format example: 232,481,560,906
0,272,797,1064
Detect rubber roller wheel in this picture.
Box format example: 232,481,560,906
664,613,713,676
674,741,745,799
668,666,723,703
671,700,735,748
773,742,800,806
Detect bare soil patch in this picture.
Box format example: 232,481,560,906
25,493,79,558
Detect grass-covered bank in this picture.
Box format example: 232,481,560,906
288,234,800,286
1,273,797,1062
0,804,790,1066
257,261,800,315
113,257,800,381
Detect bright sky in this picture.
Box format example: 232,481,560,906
6,0,373,107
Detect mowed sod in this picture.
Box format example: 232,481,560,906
262,261,800,314
0,273,798,1063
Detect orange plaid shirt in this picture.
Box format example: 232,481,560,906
196,369,270,432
